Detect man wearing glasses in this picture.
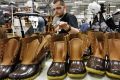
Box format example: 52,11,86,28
52,0,79,34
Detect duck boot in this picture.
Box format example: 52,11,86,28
0,37,20,79
86,32,106,75
47,34,67,80
106,33,120,79
9,34,51,79
67,33,86,79
82,32,92,61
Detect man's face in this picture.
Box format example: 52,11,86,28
53,1,65,17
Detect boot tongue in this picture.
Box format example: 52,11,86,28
53,41,67,62
52,34,67,41
69,33,89,60
50,34,67,62
69,38,83,60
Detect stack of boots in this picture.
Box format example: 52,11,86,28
86,32,106,75
47,34,67,80
0,37,20,79
9,34,51,79
67,33,87,79
106,33,120,79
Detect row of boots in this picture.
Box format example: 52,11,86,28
86,32,120,79
47,32,120,80
0,31,119,79
47,33,88,79
0,33,51,79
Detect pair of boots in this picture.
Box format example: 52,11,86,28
47,33,87,80
0,34,51,79
86,32,120,79
86,32,106,75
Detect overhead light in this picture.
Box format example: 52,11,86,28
74,1,79,4
64,1,71,3
98,0,106,3
116,9,120,11
74,1,82,4
110,11,113,12
70,12,74,14
70,9,76,12
72,6,79,8
110,6,116,7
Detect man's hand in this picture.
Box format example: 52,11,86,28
55,21,69,32
59,21,69,30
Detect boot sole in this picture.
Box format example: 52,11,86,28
67,72,86,78
5,71,40,80
86,66,105,75
6,61,45,80
47,74,66,80
106,71,120,79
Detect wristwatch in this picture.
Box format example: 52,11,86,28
66,25,71,32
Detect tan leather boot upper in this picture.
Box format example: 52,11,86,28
68,33,86,60
107,33,120,60
88,32,105,58
50,34,67,62
20,34,52,64
0,37,20,65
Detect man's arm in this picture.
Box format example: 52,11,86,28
65,14,79,34
55,14,79,34
57,21,79,34
67,26,79,34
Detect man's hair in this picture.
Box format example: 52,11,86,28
53,0,65,6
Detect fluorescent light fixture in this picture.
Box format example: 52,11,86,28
74,1,79,4
110,6,116,7
72,6,79,8
64,1,71,3
98,0,106,3
116,9,120,11
74,1,82,4
110,11,113,12
70,12,74,14
70,9,76,12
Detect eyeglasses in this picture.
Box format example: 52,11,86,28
53,7,63,11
